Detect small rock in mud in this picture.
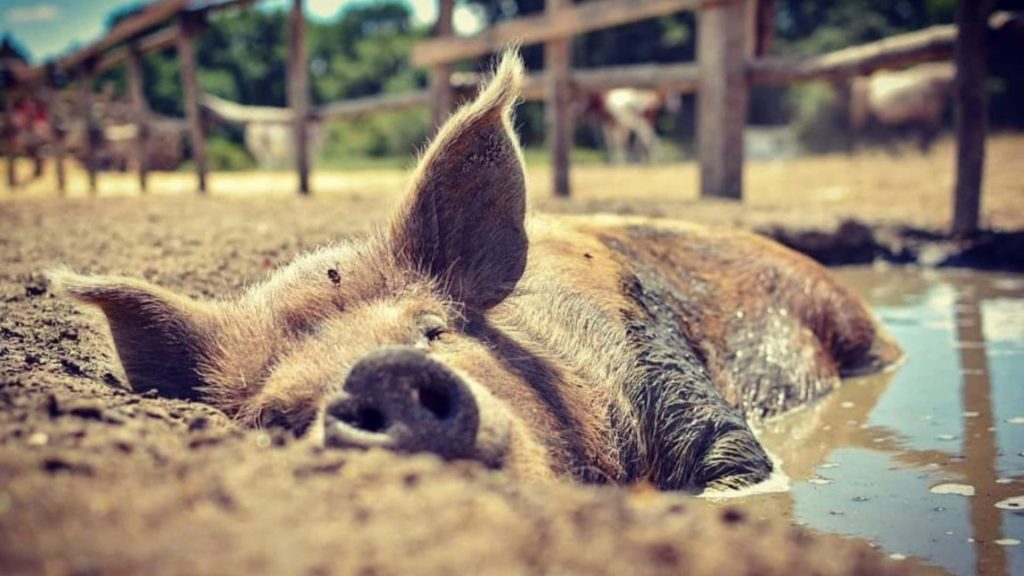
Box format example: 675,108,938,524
26,432,48,446
143,406,170,420
42,456,94,476
59,358,87,378
188,415,212,432
188,434,224,450
24,280,47,298
294,460,348,479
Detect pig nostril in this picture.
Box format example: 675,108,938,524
338,406,388,433
415,386,452,420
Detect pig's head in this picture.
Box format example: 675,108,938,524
51,52,557,480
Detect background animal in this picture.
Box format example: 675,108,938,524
202,93,326,170
848,62,955,153
583,88,680,164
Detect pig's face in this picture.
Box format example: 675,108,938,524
51,53,557,480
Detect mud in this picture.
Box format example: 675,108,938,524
0,195,923,575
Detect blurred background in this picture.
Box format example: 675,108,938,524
2,0,1021,172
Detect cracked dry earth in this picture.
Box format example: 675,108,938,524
0,195,918,576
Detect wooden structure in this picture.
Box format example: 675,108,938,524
413,0,1010,232
1,0,1017,235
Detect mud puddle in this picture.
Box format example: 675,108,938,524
730,267,1024,576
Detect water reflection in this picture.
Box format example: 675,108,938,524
728,267,1024,576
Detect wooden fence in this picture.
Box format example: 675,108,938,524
1,0,1019,235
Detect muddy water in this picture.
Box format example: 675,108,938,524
732,267,1024,576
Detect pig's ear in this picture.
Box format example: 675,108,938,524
390,50,527,310
48,269,216,400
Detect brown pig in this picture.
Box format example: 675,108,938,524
50,51,901,493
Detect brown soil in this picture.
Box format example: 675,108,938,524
4,138,1017,575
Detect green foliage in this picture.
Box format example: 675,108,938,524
318,108,429,166
205,135,258,171
788,84,849,153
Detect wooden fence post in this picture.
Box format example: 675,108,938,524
546,0,573,197
429,0,455,129
127,44,150,193
288,0,310,195
3,92,14,190
698,0,748,200
45,87,67,195
76,69,99,195
176,11,207,194
951,0,989,237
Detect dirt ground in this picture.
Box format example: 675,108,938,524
3,137,1021,576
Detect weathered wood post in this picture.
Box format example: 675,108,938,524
288,0,311,195
697,0,748,200
951,0,989,236
2,91,14,190
45,65,68,195
177,10,208,194
76,64,99,195
546,0,573,197
429,0,455,129
127,44,150,193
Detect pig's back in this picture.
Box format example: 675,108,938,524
525,215,900,421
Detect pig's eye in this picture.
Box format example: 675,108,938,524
419,315,448,343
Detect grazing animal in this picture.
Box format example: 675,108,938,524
201,93,326,170
51,52,900,493
849,62,955,153
584,88,679,164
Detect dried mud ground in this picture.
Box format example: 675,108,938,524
3,137,1022,576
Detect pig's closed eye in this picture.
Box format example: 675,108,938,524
418,314,448,343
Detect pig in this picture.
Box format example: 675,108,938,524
848,62,955,153
50,51,901,493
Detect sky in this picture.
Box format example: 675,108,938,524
0,0,484,64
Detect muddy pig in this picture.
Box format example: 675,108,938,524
50,52,901,492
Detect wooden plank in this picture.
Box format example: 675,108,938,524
951,0,989,236
754,0,776,56
744,0,758,58
698,0,747,200
3,93,14,190
429,0,456,129
749,24,956,85
127,45,149,193
546,0,573,197
574,62,699,93
451,63,700,101
411,0,706,68
288,0,310,195
45,88,67,195
204,91,432,124
176,13,208,194
56,0,255,73
317,91,431,120
76,75,99,195
96,27,178,75
58,0,191,72
202,93,294,123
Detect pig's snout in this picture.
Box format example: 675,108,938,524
324,347,480,460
